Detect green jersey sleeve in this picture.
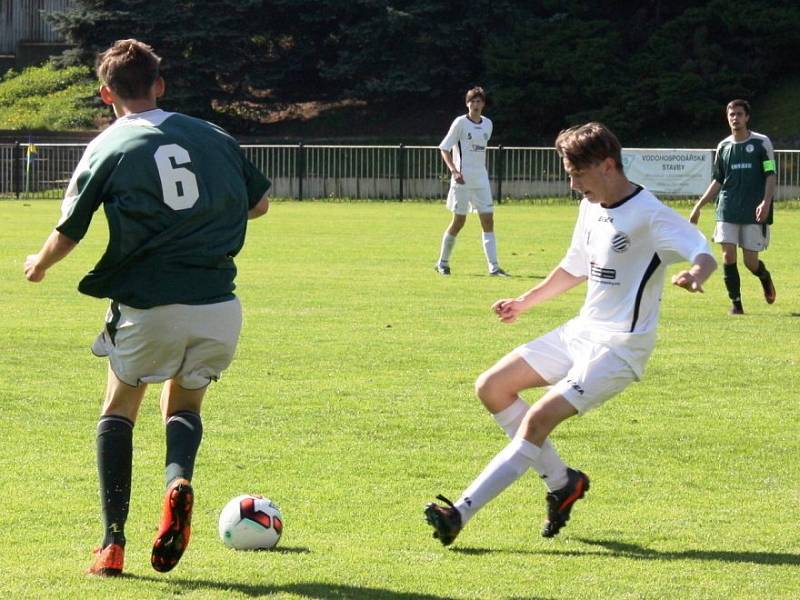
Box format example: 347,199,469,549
55,140,114,242
760,136,776,174
242,153,271,208
712,142,726,184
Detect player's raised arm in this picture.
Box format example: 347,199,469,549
493,266,585,323
24,229,78,282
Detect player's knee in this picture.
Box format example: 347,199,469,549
744,258,760,274
474,370,508,408
449,219,465,234
474,370,492,399
520,408,553,443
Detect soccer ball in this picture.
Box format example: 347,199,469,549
218,494,283,550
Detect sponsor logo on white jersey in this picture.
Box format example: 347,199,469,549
611,232,631,252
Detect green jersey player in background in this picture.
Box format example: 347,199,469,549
24,39,271,576
689,99,776,315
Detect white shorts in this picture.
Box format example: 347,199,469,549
713,222,770,252
514,324,636,414
446,185,494,215
91,298,242,389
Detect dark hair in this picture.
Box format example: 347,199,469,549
555,122,623,172
465,86,486,103
96,39,161,100
726,99,751,116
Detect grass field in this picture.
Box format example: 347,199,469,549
1,200,798,599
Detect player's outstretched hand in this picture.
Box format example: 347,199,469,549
671,270,703,293
24,254,45,282
492,298,525,323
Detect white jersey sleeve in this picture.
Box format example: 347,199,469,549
649,202,712,266
560,199,589,277
438,117,462,153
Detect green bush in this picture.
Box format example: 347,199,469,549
0,63,104,130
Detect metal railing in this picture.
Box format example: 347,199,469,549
3,142,800,201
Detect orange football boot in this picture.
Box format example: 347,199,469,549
151,478,194,573
86,543,124,576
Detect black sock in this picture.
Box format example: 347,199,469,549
723,263,742,303
753,260,770,281
165,411,203,487
97,415,134,548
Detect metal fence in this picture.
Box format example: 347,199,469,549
3,142,800,201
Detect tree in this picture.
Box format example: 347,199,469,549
321,0,502,101
247,0,511,106
49,0,262,119
483,7,626,142
616,0,800,137
483,1,800,143
46,0,800,139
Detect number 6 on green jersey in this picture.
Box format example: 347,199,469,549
154,144,199,210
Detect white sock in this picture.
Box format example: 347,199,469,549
493,398,568,491
537,439,569,491
438,232,457,266
482,232,498,270
493,397,529,438
454,438,540,524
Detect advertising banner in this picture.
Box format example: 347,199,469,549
622,149,713,195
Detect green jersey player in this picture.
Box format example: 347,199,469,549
689,99,777,315
24,39,270,577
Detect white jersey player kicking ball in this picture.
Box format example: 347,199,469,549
425,122,716,545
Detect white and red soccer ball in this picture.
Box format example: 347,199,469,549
218,494,283,550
